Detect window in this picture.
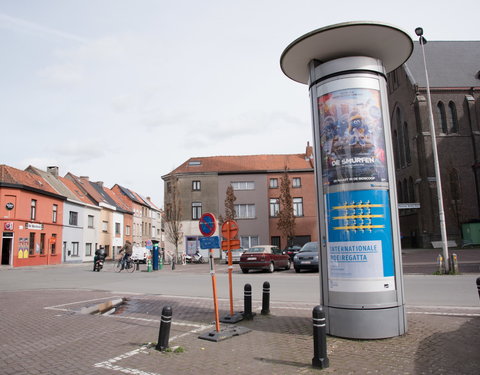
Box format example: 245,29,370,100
449,101,458,133
40,233,45,255
437,101,448,134
231,181,255,190
269,178,278,189
271,236,281,248
292,178,302,188
240,235,259,249
88,215,94,228
396,108,406,167
269,198,280,217
69,211,78,226
404,122,411,165
293,198,304,217
450,169,460,201
31,199,37,220
102,221,108,232
52,204,58,223
115,223,121,236
51,234,57,255
188,160,202,166
192,202,202,220
192,180,201,191
235,204,256,219
72,242,79,256
85,243,92,256
29,233,35,256
126,225,131,236
408,177,415,203
393,130,400,169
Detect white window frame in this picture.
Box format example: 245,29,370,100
231,181,255,191
192,202,202,220
293,197,304,217
235,204,256,219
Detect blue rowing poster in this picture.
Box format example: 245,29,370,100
325,189,395,292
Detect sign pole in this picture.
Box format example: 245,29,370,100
209,248,220,332
227,225,234,316
220,220,243,324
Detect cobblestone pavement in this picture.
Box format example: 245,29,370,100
1,289,479,375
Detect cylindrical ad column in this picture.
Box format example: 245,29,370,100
310,56,405,338
280,22,413,339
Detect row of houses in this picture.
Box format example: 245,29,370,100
162,41,480,251
0,165,163,268
162,144,318,256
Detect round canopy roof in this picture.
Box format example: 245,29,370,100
280,21,413,84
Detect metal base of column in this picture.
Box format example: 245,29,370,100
327,305,407,339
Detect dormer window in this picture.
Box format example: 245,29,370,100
188,161,201,166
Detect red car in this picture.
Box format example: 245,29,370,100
239,245,291,273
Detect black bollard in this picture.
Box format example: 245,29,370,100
243,283,254,320
171,258,175,270
261,281,270,315
155,306,172,351
312,305,329,369
477,277,480,300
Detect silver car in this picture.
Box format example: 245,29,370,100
293,242,319,272
223,248,245,264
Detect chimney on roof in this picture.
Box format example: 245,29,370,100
47,166,59,177
146,197,151,201
96,181,104,187
305,141,314,160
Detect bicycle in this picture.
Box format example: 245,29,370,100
113,256,136,273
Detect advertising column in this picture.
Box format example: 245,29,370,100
311,57,405,339
280,22,413,339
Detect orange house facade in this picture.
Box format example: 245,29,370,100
1,184,65,267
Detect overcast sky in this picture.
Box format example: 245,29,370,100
2,0,479,207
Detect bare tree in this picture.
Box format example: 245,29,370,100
277,167,296,248
219,184,237,225
164,176,183,261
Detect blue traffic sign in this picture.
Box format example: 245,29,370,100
199,213,217,237
199,236,220,249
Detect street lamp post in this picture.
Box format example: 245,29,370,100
415,27,450,273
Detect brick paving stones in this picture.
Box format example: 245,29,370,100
1,289,479,374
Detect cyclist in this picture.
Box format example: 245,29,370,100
118,241,133,270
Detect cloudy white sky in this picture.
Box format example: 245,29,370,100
2,0,480,206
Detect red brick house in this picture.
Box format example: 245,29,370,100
1,165,65,267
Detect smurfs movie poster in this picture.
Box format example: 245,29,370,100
318,88,388,186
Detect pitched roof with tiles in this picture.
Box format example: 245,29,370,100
405,41,480,88
58,176,96,205
166,153,314,177
113,184,145,206
25,166,80,201
65,173,106,205
0,164,63,197
103,187,133,213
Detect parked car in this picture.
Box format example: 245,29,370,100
131,246,151,264
285,245,302,260
223,248,245,264
239,245,291,273
293,242,319,272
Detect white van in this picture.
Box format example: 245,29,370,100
131,246,151,263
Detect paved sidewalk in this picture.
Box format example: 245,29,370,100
1,289,479,375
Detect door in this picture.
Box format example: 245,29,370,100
1,234,13,265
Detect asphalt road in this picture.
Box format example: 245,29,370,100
1,261,478,308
